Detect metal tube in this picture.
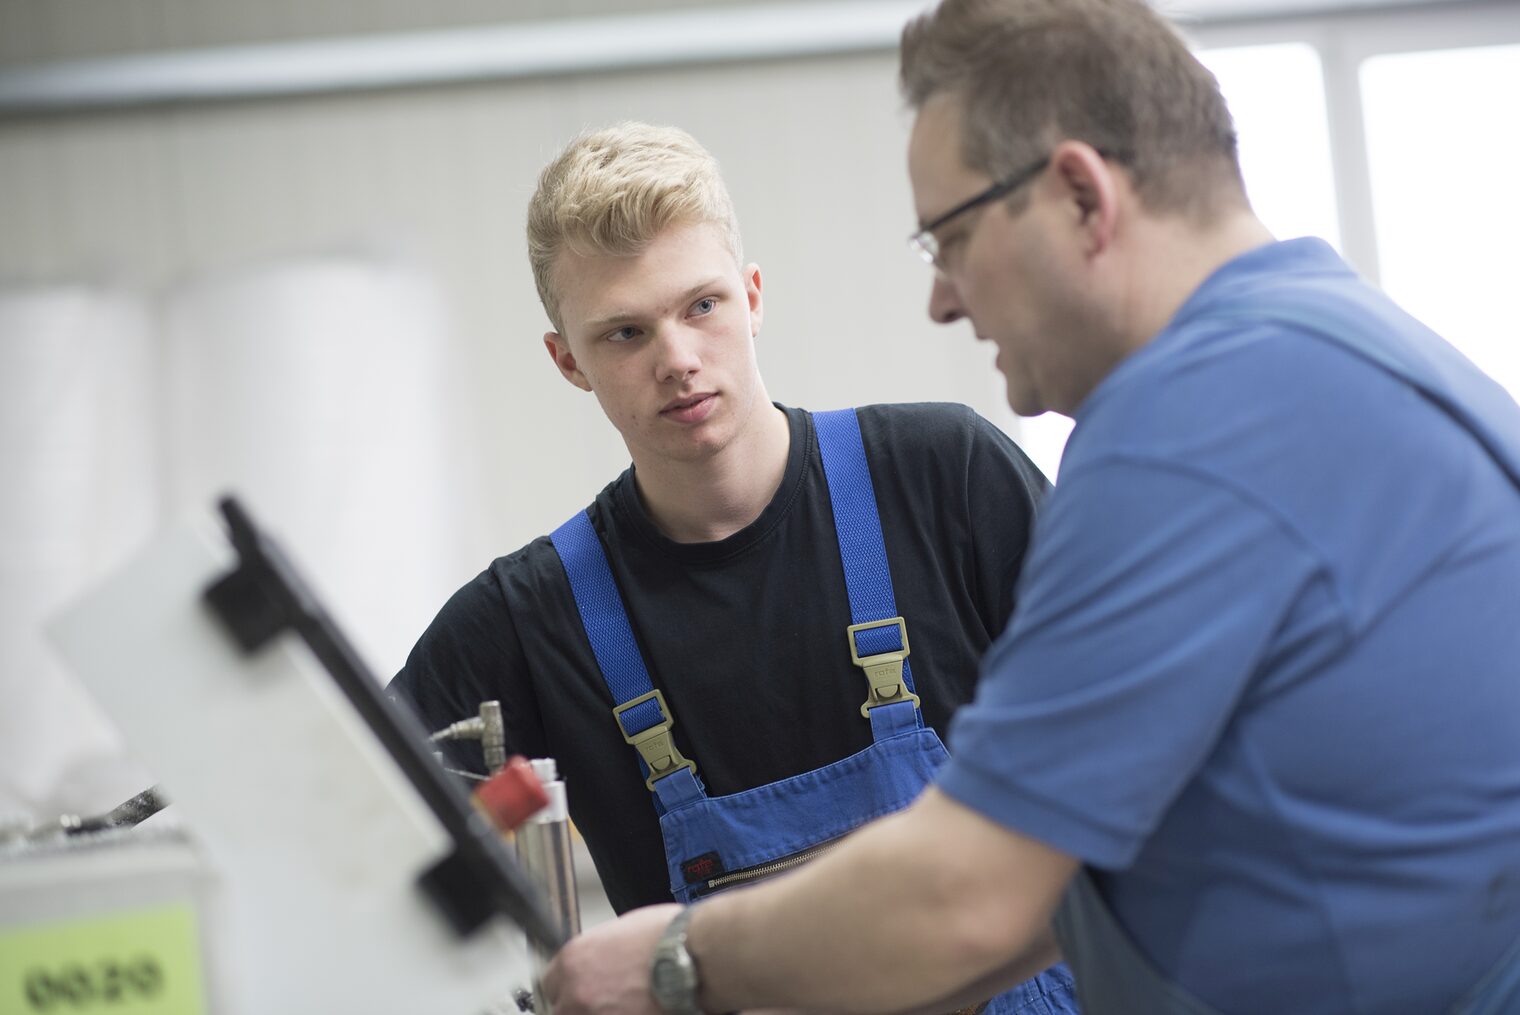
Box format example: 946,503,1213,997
480,701,507,775
514,759,579,1015
429,699,509,775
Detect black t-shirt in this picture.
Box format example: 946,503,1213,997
390,402,1047,913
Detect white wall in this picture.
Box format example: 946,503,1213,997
0,44,1004,560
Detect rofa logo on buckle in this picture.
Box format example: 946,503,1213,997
681,851,723,884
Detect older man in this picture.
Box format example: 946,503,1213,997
543,1,1520,1013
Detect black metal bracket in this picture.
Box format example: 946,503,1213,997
201,495,565,952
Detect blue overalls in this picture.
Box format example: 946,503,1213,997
1051,279,1520,1014
552,408,1078,1015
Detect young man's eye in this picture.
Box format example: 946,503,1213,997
691,297,718,316
606,325,640,343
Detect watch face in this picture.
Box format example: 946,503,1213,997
651,909,699,1014
652,949,697,1012
652,957,684,993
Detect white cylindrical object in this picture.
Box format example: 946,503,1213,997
0,283,159,820
160,251,471,679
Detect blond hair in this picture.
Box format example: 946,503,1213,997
527,122,743,331
901,0,1245,218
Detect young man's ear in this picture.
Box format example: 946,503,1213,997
544,332,593,392
745,263,764,338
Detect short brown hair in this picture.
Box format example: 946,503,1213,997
527,122,743,331
900,0,1244,217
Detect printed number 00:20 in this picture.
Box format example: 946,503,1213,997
22,958,164,1010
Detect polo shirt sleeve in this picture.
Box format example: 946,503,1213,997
937,455,1332,868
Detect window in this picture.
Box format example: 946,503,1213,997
1198,43,1341,250
1361,44,1520,399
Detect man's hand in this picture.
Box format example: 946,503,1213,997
543,902,682,1015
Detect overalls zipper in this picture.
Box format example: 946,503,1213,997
698,837,843,896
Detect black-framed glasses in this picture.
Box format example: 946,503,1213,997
908,148,1128,273
908,154,1051,273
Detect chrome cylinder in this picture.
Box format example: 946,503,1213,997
515,759,579,1015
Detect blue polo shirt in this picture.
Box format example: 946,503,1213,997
939,239,1520,1013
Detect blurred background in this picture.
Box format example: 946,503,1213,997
2,0,1517,827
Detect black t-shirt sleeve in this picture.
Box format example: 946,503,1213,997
387,567,548,773
963,411,1050,638
854,401,1048,687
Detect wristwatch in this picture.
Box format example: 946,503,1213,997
649,906,703,1015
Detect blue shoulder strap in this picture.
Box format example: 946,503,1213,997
813,408,923,731
550,510,660,716
550,511,700,807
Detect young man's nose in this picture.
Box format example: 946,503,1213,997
654,324,703,382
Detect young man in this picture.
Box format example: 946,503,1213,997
389,122,1077,1013
543,2,1520,1014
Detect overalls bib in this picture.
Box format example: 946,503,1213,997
551,408,1078,1015
1051,280,1520,1015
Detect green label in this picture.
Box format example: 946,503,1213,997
0,904,206,1015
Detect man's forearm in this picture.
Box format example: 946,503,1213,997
688,788,1075,1013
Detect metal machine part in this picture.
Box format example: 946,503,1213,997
480,702,507,773
515,758,581,1015
431,700,509,775
53,785,170,839
1,786,170,847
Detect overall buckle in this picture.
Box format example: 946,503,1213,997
847,617,920,718
612,689,698,790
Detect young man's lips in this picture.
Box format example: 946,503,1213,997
661,393,717,423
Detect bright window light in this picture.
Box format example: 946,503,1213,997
1362,44,1520,401
1198,42,1341,249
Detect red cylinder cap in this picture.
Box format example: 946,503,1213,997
474,755,550,832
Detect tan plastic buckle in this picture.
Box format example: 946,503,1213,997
847,617,920,718
612,689,698,791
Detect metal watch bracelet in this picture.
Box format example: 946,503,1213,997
650,905,702,1015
